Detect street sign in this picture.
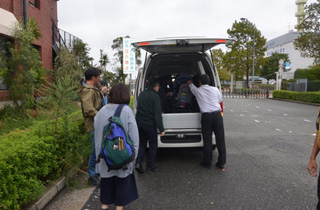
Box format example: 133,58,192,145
285,61,291,70
123,38,136,74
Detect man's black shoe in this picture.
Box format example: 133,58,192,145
200,162,212,169
146,167,158,173
135,163,144,173
215,163,226,171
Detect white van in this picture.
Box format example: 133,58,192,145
132,37,232,148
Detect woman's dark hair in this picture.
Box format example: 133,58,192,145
108,83,130,105
84,67,101,81
198,74,210,85
100,80,107,86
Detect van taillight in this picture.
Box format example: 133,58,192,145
220,102,223,117
139,42,149,46
216,40,226,43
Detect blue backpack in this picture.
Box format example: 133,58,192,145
95,104,135,171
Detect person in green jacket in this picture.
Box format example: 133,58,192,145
135,78,165,173
80,67,104,187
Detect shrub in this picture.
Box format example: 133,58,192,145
0,19,45,114
259,84,274,90
308,80,320,91
273,90,320,103
294,66,320,81
129,95,134,109
0,110,90,210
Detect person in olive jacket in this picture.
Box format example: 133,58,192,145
135,79,165,173
80,67,104,186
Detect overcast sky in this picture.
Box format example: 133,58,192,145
58,0,317,68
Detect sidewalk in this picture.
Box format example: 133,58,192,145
29,173,96,210
44,186,95,210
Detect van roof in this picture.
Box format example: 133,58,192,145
132,37,233,54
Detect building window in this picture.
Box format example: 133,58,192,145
29,0,40,9
0,36,11,90
32,44,42,60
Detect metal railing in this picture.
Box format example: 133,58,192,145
222,88,272,99
52,19,80,52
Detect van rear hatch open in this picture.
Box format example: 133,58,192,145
133,37,231,147
132,37,233,54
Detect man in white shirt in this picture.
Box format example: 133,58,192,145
187,75,226,170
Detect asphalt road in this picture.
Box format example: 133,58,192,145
82,99,319,210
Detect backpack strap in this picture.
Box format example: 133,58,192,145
114,104,126,117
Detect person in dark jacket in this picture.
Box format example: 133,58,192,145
135,79,165,173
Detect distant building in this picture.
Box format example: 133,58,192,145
0,0,79,101
265,31,314,80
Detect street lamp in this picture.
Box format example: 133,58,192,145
240,18,255,94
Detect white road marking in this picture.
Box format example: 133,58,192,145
230,110,234,112
256,106,260,108
288,131,293,134
254,120,260,123
312,133,317,136
244,111,248,113
283,114,288,116
267,109,272,112
304,119,311,122
240,114,244,117
275,129,281,132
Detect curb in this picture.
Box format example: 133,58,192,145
28,177,66,210
270,98,319,107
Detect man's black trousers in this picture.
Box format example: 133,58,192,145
201,111,226,166
136,123,158,170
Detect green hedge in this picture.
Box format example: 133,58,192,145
308,80,320,92
294,66,320,80
273,90,320,103
0,110,90,210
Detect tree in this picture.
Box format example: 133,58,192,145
98,49,116,86
71,39,93,71
111,36,141,83
41,48,82,131
99,49,109,71
226,20,267,87
211,49,230,81
0,19,45,113
101,71,116,87
294,0,320,64
260,53,290,80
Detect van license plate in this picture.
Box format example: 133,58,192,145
176,134,185,138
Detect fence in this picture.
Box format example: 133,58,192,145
222,88,271,99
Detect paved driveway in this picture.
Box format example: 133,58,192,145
82,99,319,210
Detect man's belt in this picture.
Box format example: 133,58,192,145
202,110,220,114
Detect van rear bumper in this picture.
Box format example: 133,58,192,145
157,129,216,148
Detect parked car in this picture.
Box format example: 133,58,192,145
132,37,232,148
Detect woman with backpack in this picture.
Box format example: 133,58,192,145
94,83,139,210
